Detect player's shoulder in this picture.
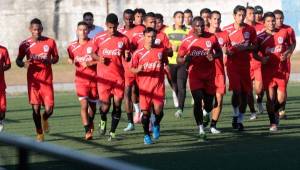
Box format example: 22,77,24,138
94,32,108,40
222,23,234,32
68,40,79,49
19,37,32,47
181,35,194,44
132,47,145,57
0,45,8,51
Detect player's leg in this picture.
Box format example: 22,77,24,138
254,69,264,114
276,79,287,120
211,92,223,134
231,90,240,129
248,91,257,120
266,87,277,131
108,96,122,141
132,81,141,122
203,91,214,128
169,64,179,109
32,104,43,142
0,92,6,132
124,85,135,131
78,98,92,140
43,105,53,133
41,84,54,133
237,91,248,131
175,64,188,118
191,89,206,140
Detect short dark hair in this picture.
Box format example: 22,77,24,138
192,16,204,24
200,8,211,16
77,21,88,27
246,6,255,11
143,27,157,35
254,5,264,14
273,9,284,17
123,9,134,15
173,11,184,18
263,12,275,21
133,8,146,16
106,13,119,24
233,5,246,15
83,12,93,18
210,10,221,18
155,13,164,21
143,12,156,21
30,18,42,25
184,9,193,16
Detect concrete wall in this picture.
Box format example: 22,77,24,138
0,0,299,58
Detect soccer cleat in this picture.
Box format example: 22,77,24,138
41,116,49,133
0,121,4,132
172,91,179,108
123,123,135,132
257,103,264,114
133,112,142,124
279,110,287,119
232,116,238,129
237,123,244,131
108,132,116,141
85,130,93,140
269,124,278,132
249,112,257,120
144,135,153,145
203,114,210,128
174,109,183,118
152,125,160,140
98,120,107,136
198,132,207,142
36,133,44,142
210,127,221,134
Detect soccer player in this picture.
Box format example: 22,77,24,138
245,6,266,119
255,12,294,131
223,5,262,131
184,9,193,29
200,8,212,30
131,27,168,144
208,10,231,133
273,9,297,119
83,12,104,38
177,17,223,140
155,13,167,32
133,8,146,27
0,45,11,132
164,11,190,118
254,6,264,24
16,18,59,142
93,13,130,140
67,21,98,140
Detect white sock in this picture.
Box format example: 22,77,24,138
199,124,204,133
133,103,140,113
237,113,244,123
232,107,239,117
203,109,208,116
172,90,179,107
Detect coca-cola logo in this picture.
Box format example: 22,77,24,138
265,45,282,54
189,50,208,57
102,48,121,56
75,55,93,63
143,61,161,70
30,53,48,61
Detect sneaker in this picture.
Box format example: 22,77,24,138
198,132,207,142
257,103,264,114
232,116,238,129
210,127,221,134
98,120,107,136
237,123,244,131
123,123,135,132
172,91,179,108
203,114,210,128
269,124,278,132
36,133,44,142
249,112,257,120
85,130,93,140
133,112,142,124
174,109,183,118
41,115,49,133
144,135,153,145
152,125,160,140
279,110,287,119
0,121,4,132
108,132,116,141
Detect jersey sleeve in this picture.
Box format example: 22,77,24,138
162,33,172,49
51,40,59,62
288,27,296,44
3,48,11,65
67,45,74,60
250,27,258,46
178,41,188,58
17,41,27,59
130,51,139,68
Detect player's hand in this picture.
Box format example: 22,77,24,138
261,56,269,65
125,50,131,62
100,56,110,65
172,45,178,52
206,51,214,62
68,58,74,64
280,52,289,61
137,65,144,72
16,59,25,68
185,54,192,63
81,61,88,68
24,60,31,68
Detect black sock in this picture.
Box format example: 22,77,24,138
111,109,121,133
84,125,89,133
268,112,276,124
127,112,133,124
210,119,217,128
88,115,94,124
154,111,164,126
33,112,42,134
141,114,150,135
100,110,107,121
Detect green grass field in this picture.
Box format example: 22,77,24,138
1,84,300,170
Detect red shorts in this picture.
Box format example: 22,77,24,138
250,66,263,83
98,79,124,103
263,71,287,93
215,74,226,95
125,75,136,87
0,91,6,113
76,82,98,102
227,67,252,93
139,83,165,111
28,83,54,106
189,77,215,95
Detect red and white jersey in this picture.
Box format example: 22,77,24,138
18,36,59,84
93,31,130,82
135,31,171,50
0,45,11,91
280,24,296,45
118,26,135,41
131,47,167,90
178,32,221,79
223,23,257,68
67,39,97,85
214,31,231,75
257,29,290,73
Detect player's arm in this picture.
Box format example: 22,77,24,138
50,40,59,64
1,48,11,71
16,43,28,68
176,42,190,64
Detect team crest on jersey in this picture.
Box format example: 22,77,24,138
244,32,250,39
158,52,163,60
86,47,92,54
218,38,224,45
205,41,212,48
43,45,49,52
278,36,283,44
118,41,124,48
154,39,161,45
